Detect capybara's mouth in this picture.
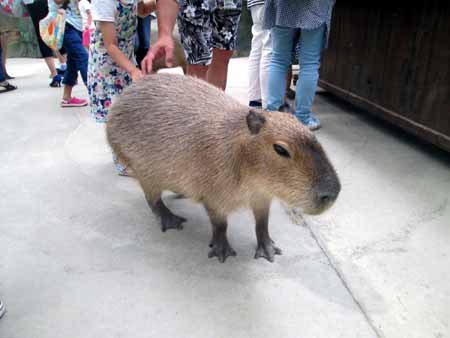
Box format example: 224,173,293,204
291,195,338,216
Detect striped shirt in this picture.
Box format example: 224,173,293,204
247,0,264,9
263,0,335,47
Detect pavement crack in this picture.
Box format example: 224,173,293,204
285,206,384,338
306,223,384,338
303,219,386,338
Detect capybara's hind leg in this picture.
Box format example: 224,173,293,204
205,206,236,263
145,191,186,232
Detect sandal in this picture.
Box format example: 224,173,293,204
0,299,5,318
49,74,62,88
0,81,17,93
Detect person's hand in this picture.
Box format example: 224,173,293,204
141,35,174,74
131,68,144,82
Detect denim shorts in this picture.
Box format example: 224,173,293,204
177,1,242,65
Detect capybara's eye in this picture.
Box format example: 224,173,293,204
273,144,291,158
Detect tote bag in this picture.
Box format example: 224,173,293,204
39,10,66,50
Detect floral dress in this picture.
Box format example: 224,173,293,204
87,0,137,123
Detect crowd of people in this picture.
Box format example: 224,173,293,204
1,0,336,173
0,0,336,317
1,0,335,124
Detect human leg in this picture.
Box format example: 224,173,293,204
61,24,88,106
259,21,272,107
177,3,213,81
0,43,16,93
207,48,233,90
25,1,59,78
210,5,241,90
294,24,326,130
266,26,296,111
248,4,265,106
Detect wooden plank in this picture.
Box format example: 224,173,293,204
319,0,450,153
420,1,450,135
318,79,450,153
355,7,382,101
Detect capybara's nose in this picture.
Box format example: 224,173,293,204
318,190,337,205
316,179,341,209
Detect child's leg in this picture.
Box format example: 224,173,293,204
62,53,76,101
60,24,88,106
62,24,88,88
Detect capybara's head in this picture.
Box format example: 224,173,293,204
243,110,341,215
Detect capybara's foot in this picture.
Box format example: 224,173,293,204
161,212,186,232
208,238,236,263
149,197,187,232
254,239,282,262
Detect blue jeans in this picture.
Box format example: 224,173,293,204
62,23,88,86
0,44,5,82
135,15,152,67
136,15,152,50
267,24,325,119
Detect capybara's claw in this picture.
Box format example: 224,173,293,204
254,240,282,262
208,239,236,263
161,214,186,232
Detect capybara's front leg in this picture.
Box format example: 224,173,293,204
252,198,282,262
145,192,186,232
206,207,236,263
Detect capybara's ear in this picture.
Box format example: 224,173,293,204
246,110,266,135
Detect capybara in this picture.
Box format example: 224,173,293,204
106,74,340,263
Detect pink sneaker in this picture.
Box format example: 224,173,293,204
61,97,88,107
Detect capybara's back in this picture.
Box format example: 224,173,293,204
107,74,250,210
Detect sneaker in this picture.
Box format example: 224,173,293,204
296,114,321,131
0,299,5,319
278,102,293,113
286,88,296,100
61,97,88,107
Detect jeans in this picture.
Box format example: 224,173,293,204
135,15,152,68
267,24,325,119
0,44,5,82
62,23,88,86
248,4,271,107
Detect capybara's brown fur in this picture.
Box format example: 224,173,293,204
150,30,187,74
107,74,340,262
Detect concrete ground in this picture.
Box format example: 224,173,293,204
0,58,449,338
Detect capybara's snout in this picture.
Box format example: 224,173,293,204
312,170,341,214
300,138,341,215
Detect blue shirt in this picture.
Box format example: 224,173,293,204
48,0,83,32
